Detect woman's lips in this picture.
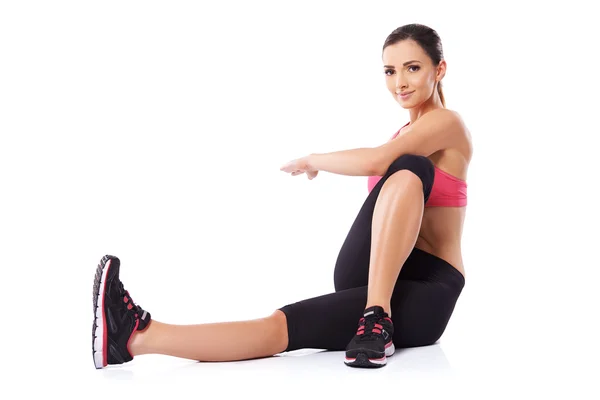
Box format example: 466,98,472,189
397,91,414,100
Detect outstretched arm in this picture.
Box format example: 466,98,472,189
280,109,464,178
306,147,379,176
280,147,378,177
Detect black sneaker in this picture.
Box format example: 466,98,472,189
92,255,151,369
344,306,395,368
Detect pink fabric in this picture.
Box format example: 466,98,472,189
366,123,468,207
367,173,383,193
425,166,468,207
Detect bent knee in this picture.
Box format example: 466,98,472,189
383,154,435,201
386,154,434,179
384,169,423,190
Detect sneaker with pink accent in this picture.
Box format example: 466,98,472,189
344,306,395,368
92,255,151,369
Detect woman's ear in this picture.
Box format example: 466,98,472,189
437,60,447,81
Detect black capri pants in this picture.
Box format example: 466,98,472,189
278,154,465,352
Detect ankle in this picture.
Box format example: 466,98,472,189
128,320,152,356
364,303,391,317
128,331,143,357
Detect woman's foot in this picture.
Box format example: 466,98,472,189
92,255,151,369
344,306,395,368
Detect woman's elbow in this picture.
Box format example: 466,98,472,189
366,158,386,176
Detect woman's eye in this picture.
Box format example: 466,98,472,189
408,65,420,72
384,69,394,76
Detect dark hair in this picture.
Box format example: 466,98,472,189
383,24,445,107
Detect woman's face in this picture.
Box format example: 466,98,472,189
382,39,445,109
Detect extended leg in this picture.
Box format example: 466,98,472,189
129,311,289,362
92,255,289,368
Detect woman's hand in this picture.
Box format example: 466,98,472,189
280,155,319,180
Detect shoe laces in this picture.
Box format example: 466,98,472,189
118,281,145,318
356,316,386,341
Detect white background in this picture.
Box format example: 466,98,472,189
1,0,598,398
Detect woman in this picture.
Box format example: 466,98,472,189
92,23,472,369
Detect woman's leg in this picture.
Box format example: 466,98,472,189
279,249,465,354
129,312,289,362
365,169,424,316
333,154,434,296
333,154,435,367
92,255,289,368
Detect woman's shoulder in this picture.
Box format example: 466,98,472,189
431,108,467,131
437,108,473,163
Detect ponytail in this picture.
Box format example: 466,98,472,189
437,82,446,108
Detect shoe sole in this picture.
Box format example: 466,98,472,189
92,255,115,369
344,342,395,368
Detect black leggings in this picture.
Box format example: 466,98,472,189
278,154,466,352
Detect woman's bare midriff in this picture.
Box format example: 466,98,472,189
414,206,466,279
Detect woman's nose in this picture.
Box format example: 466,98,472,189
395,77,407,90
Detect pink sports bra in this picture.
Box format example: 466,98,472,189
367,123,468,207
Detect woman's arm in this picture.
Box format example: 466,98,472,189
307,147,379,176
285,109,464,178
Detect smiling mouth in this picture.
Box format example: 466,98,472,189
397,91,414,99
